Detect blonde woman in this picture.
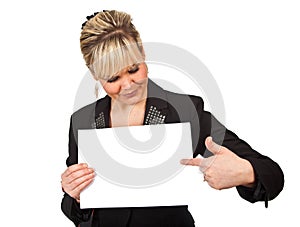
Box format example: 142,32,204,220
61,10,284,227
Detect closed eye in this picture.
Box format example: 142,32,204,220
128,64,139,74
107,76,119,83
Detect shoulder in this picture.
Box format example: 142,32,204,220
71,96,109,129
164,89,204,111
72,96,109,116
149,79,204,109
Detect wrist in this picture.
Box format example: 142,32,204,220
75,196,80,204
241,159,255,187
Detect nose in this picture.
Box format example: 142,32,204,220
121,74,133,90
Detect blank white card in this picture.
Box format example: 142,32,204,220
78,122,202,209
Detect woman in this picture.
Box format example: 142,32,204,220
61,10,284,227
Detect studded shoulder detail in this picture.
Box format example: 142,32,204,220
145,105,166,125
91,112,106,129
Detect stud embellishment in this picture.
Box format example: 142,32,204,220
91,112,105,129
145,106,166,125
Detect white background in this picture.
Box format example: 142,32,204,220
1,0,299,226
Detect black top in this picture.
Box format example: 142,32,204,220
61,79,284,227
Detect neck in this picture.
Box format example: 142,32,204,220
111,98,147,112
110,98,147,128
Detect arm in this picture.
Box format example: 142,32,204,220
186,97,284,206
209,113,284,207
61,117,94,226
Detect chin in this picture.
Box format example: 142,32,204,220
120,97,143,105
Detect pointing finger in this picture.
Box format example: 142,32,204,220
180,158,202,166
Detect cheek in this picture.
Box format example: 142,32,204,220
134,65,148,81
102,83,121,95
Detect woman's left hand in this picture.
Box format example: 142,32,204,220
181,137,255,190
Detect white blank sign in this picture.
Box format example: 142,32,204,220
78,123,202,209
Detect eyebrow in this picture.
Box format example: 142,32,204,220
128,63,139,70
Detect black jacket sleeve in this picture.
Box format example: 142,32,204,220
220,127,284,207
61,117,93,226
191,96,284,207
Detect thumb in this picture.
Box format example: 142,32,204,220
205,136,222,155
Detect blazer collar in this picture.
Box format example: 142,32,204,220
146,79,168,110
144,79,169,125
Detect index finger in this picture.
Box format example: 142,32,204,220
62,163,88,178
180,158,202,166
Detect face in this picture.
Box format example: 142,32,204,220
99,62,148,105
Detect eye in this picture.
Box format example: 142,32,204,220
128,64,140,74
107,76,119,83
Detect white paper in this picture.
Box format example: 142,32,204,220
78,122,202,209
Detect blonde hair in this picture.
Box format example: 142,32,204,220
80,10,144,80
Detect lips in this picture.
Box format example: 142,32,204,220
121,89,138,98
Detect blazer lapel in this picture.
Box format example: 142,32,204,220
144,79,169,125
93,95,111,129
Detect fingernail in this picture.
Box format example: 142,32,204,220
82,163,88,167
208,137,212,143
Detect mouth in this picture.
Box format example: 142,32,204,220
121,89,138,98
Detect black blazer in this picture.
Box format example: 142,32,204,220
61,79,284,227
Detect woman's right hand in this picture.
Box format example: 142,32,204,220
61,163,95,203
